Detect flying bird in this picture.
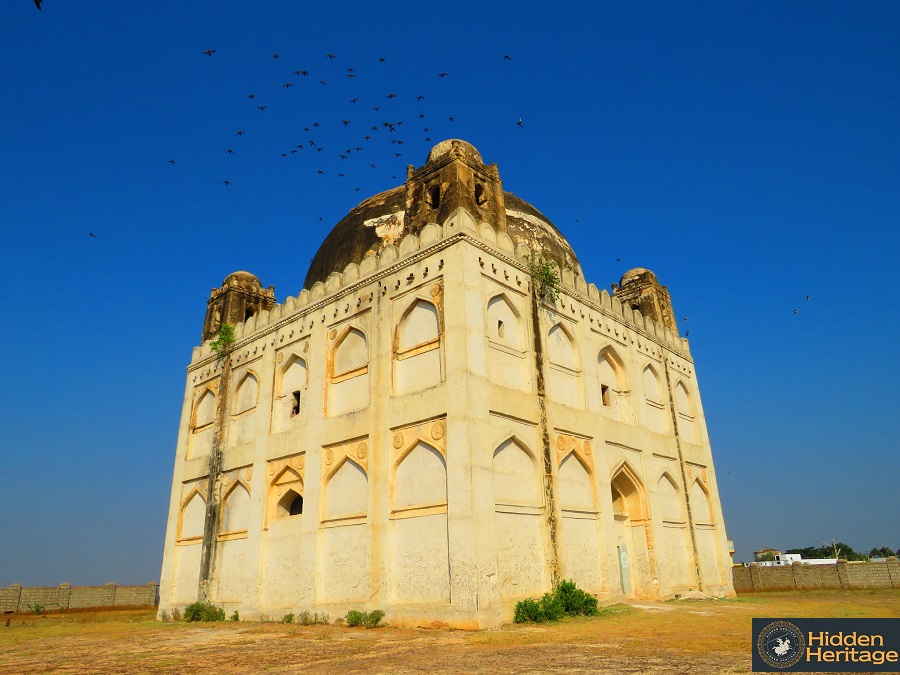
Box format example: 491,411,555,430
347,73,356,78
303,127,310,132
448,116,454,122
517,118,523,127
616,258,621,262
89,232,96,237
320,80,326,86
373,107,381,112
438,72,448,78
386,93,397,99
417,95,425,100
395,153,402,157
349,98,358,104
281,153,288,157
316,170,325,174
326,53,336,60
425,137,431,141
283,82,293,88
364,135,372,140
685,330,690,337
273,53,279,59
203,49,216,57
167,159,175,164
226,149,234,154
347,67,354,73
258,106,267,111
379,57,385,62
248,94,256,99
683,315,688,321
316,147,324,152
503,54,511,60
34,0,42,9
313,122,320,127
340,154,348,159
223,180,231,185
419,113,425,119
236,130,245,136
806,295,810,301
371,164,377,168
338,173,345,177
793,309,798,314
290,150,297,154
342,120,351,126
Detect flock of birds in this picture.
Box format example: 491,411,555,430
160,49,522,196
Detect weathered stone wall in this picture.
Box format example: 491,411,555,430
0,583,158,612
733,562,899,592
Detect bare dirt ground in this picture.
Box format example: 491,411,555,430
1,590,898,674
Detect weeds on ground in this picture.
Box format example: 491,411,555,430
282,613,295,624
229,610,240,621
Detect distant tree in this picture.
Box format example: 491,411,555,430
869,547,896,558
785,542,866,561
756,551,777,562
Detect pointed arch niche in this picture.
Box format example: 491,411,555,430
320,443,370,602
596,347,634,423
610,462,652,598
674,381,697,444
641,364,667,433
390,434,450,603
266,464,305,528
690,477,723,588
188,386,216,459
492,436,548,599
327,326,370,416
393,297,443,396
557,441,603,592
273,352,308,432
219,479,251,539
178,488,206,543
232,370,261,446
654,472,693,591
486,293,530,392
546,322,583,408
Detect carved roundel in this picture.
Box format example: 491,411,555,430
297,455,305,470
245,468,253,481
324,448,334,465
556,435,566,450
268,465,276,476
277,352,284,363
357,442,368,460
328,328,337,340
431,420,445,440
583,441,592,456
392,432,404,449
303,341,309,353
430,282,442,298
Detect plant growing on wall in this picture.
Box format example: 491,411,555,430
210,323,236,358
526,253,562,303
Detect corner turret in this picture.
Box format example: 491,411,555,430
201,271,276,342
612,268,678,332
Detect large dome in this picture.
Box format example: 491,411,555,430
304,140,581,289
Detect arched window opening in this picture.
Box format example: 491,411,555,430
475,183,486,205
601,384,610,406
630,303,640,312
276,489,304,518
290,391,302,416
289,493,304,515
497,319,505,338
245,306,256,321
427,184,441,209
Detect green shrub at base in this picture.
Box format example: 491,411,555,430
514,580,598,623
345,610,364,627
183,602,225,622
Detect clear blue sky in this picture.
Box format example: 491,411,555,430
1,1,897,585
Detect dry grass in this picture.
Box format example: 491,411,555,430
1,590,898,674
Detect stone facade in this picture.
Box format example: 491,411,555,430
158,140,735,628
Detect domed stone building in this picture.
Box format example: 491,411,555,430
158,140,734,627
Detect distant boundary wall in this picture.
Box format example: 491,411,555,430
0,583,159,613
733,561,900,593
